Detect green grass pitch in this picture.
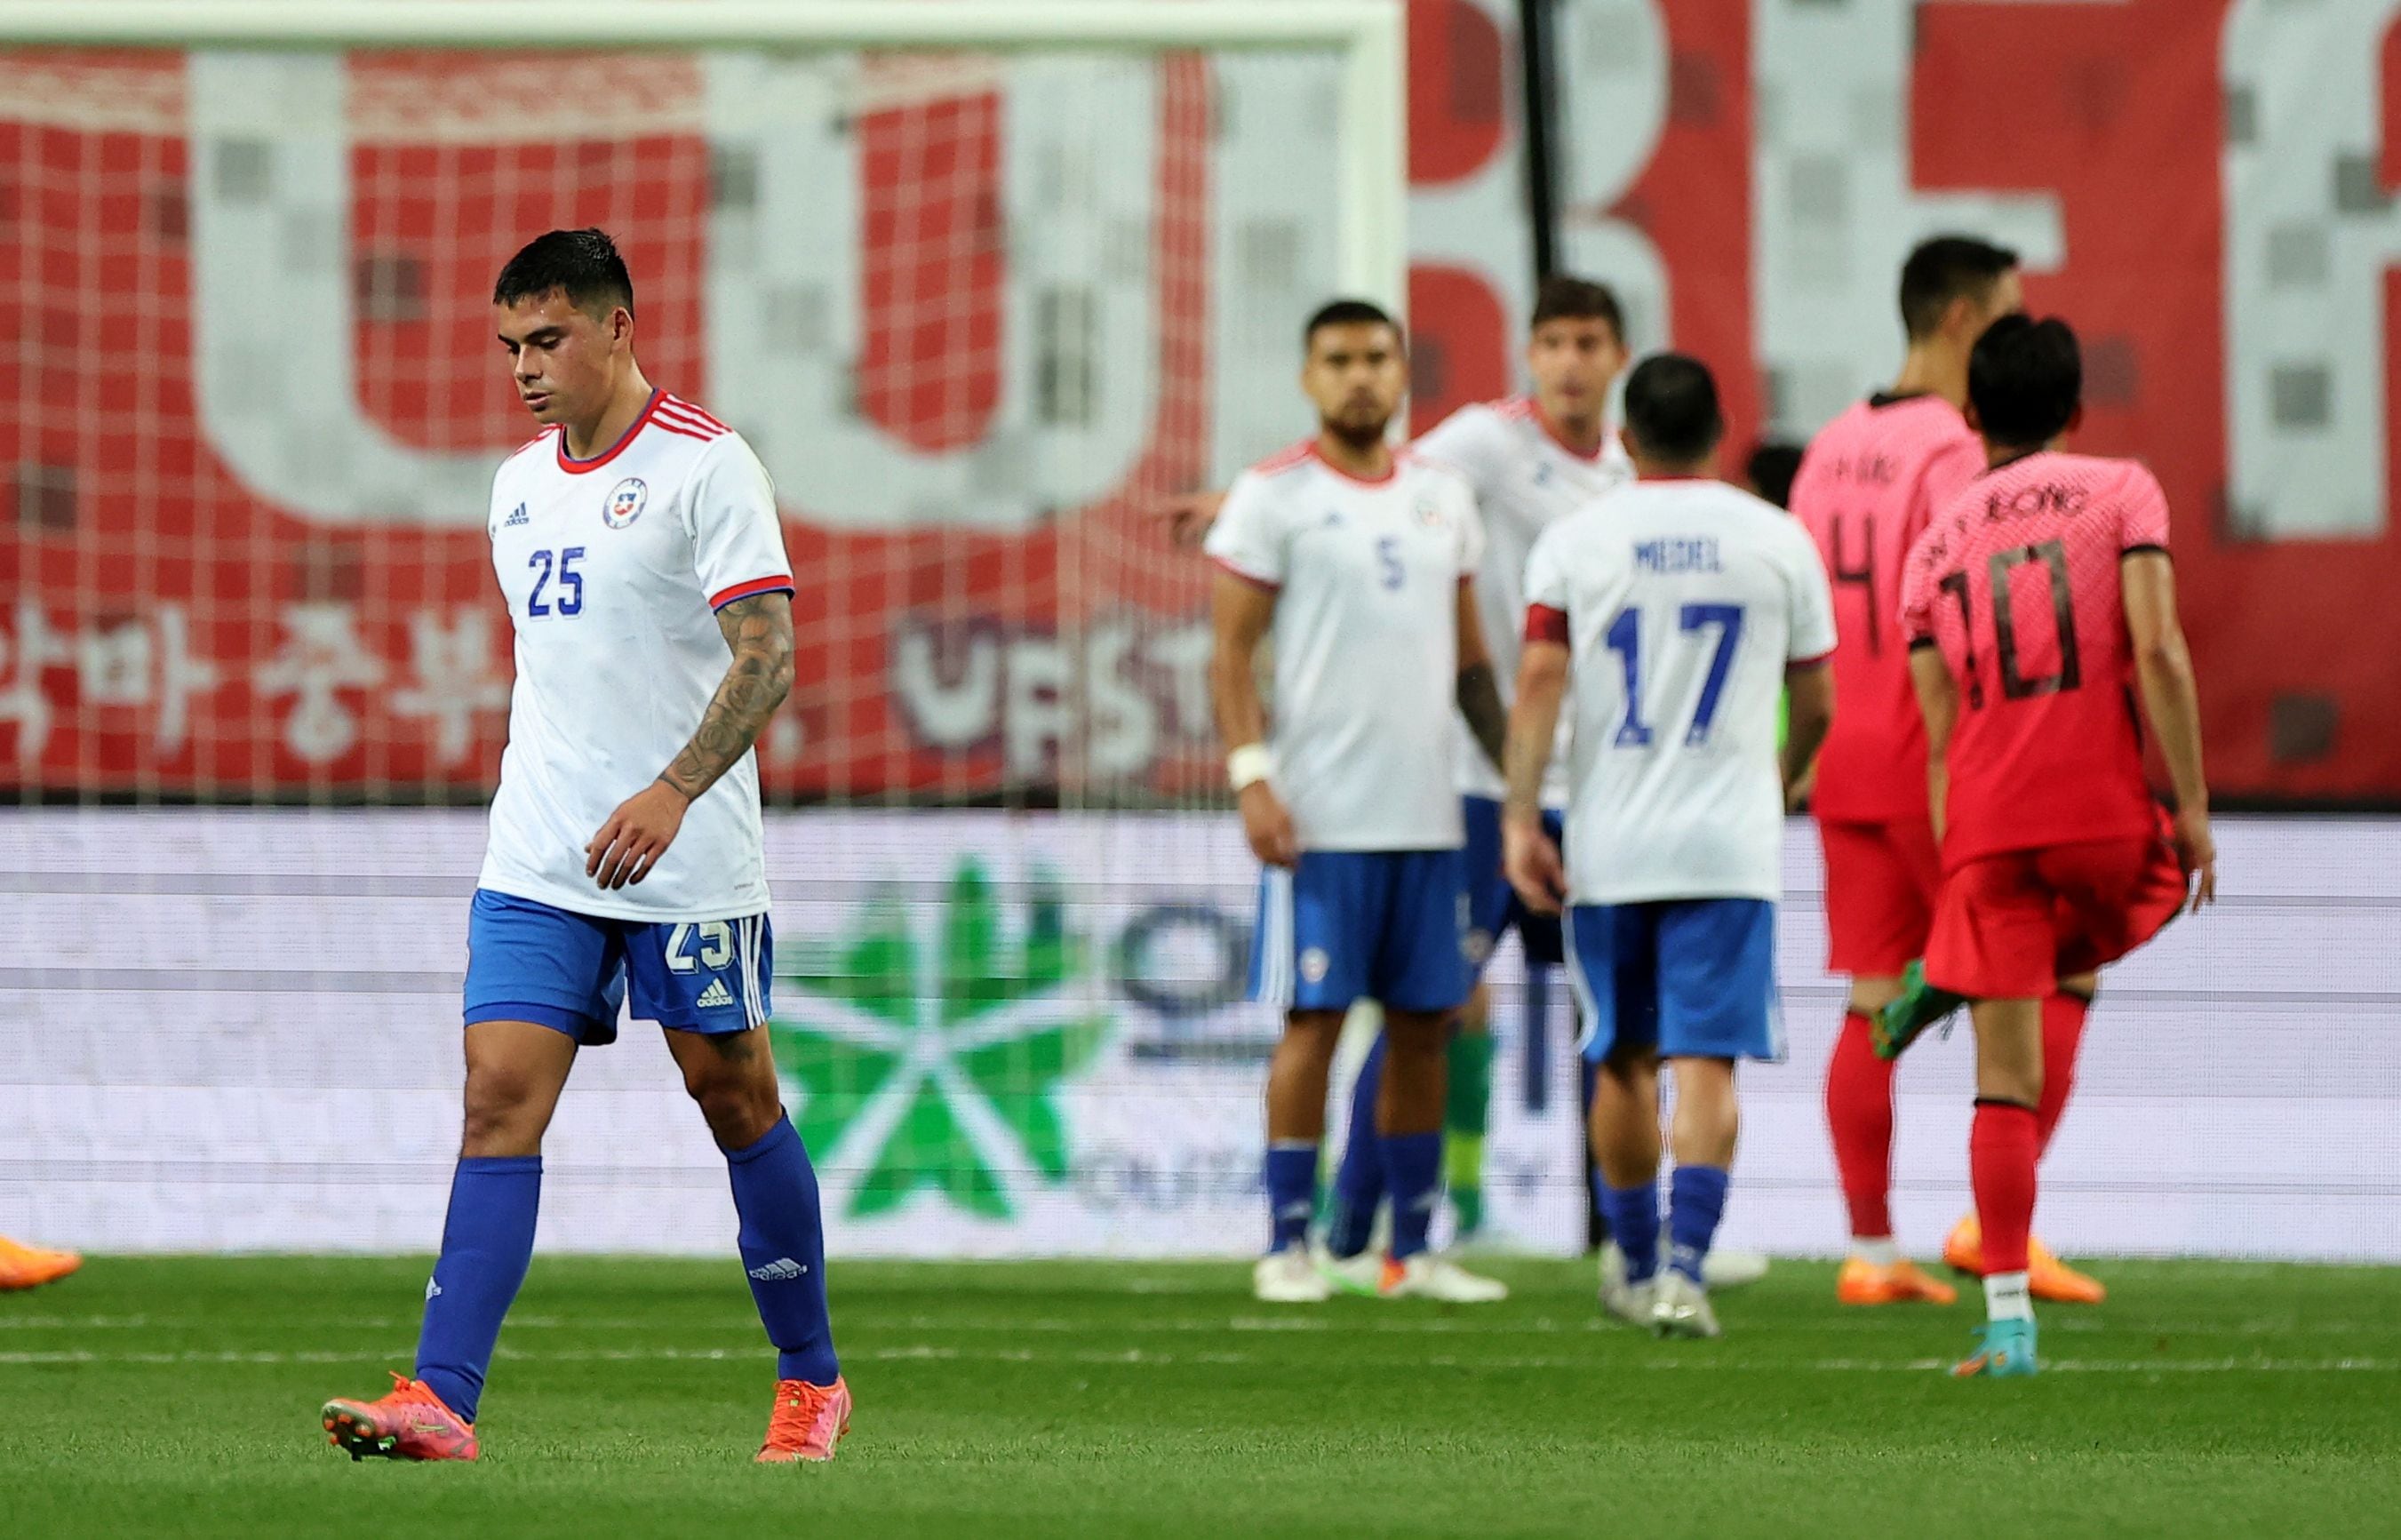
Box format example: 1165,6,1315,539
4,1256,2397,1538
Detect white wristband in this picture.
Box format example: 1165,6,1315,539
1227,744,1274,793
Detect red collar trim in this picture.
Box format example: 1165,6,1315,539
1523,398,1608,462
1311,443,1397,486
556,389,662,475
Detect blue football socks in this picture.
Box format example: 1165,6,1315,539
415,1154,542,1423
1327,1035,1388,1257
1668,1164,1731,1283
726,1116,839,1386
1265,1141,1319,1251
1382,1131,1443,1260
1597,1171,1661,1283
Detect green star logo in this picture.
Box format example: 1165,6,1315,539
769,859,1112,1220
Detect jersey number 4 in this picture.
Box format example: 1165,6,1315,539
1605,603,1745,747
527,547,586,617
1936,539,2082,710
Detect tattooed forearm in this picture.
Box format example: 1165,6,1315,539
1456,660,1508,774
658,592,795,802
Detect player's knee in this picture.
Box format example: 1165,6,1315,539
459,1064,550,1155
1979,1062,2044,1107
679,1049,781,1147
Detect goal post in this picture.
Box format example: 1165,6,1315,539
0,0,1408,309
0,0,1464,1260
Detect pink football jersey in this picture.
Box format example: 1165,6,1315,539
1898,451,2171,865
1790,395,1985,825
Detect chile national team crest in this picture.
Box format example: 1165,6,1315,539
602,477,648,529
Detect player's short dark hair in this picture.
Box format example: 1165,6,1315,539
1528,274,1625,344
1621,354,1724,464
494,227,634,321
1968,314,2081,449
1745,441,1805,510
1898,235,2018,341
1304,298,1403,352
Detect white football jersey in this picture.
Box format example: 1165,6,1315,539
1414,398,1632,806
1524,478,1837,905
479,391,795,921
1203,443,1484,852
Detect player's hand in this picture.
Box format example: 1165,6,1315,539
1504,816,1567,916
1155,490,1226,549
2174,806,2218,913
1238,781,1298,868
586,779,690,890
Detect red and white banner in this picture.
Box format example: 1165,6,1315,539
3,3,2398,801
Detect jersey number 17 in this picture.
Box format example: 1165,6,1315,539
1605,603,1745,748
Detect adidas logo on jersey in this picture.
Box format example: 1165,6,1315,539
747,1257,808,1282
695,977,736,1009
504,502,530,528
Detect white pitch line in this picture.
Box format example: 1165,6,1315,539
1,1344,2394,1373
8,1312,2397,1340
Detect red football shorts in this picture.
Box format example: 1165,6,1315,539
1818,818,1942,977
1925,835,2190,1000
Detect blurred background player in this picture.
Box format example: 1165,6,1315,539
1743,441,1804,511
1504,356,1836,1337
1173,279,1767,1285
1897,315,2215,1377
319,230,847,1463
1325,275,1631,1259
0,1232,79,1290
1205,299,1510,1305
1791,235,2103,1307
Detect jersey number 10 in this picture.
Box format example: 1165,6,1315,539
1605,603,1746,748
1936,539,2082,710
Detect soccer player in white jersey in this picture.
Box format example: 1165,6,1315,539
319,230,848,1464
1206,299,1511,1305
1504,355,1837,1337
1321,276,1632,1256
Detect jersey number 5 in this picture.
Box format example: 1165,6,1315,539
1605,602,1747,747
1936,539,2082,710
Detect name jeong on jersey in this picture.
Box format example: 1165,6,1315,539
1982,482,2090,523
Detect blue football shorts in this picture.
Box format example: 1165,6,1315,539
1459,794,1567,970
1246,848,1472,1015
462,888,773,1046
1563,897,1782,1064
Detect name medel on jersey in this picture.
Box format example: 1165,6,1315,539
479,391,795,922
1412,399,1633,805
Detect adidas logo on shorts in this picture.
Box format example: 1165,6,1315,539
747,1257,808,1282
695,977,735,1009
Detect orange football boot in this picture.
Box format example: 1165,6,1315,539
321,1373,479,1462
0,1234,82,1291
756,1376,851,1464
1943,1215,2107,1304
1836,1256,1958,1305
